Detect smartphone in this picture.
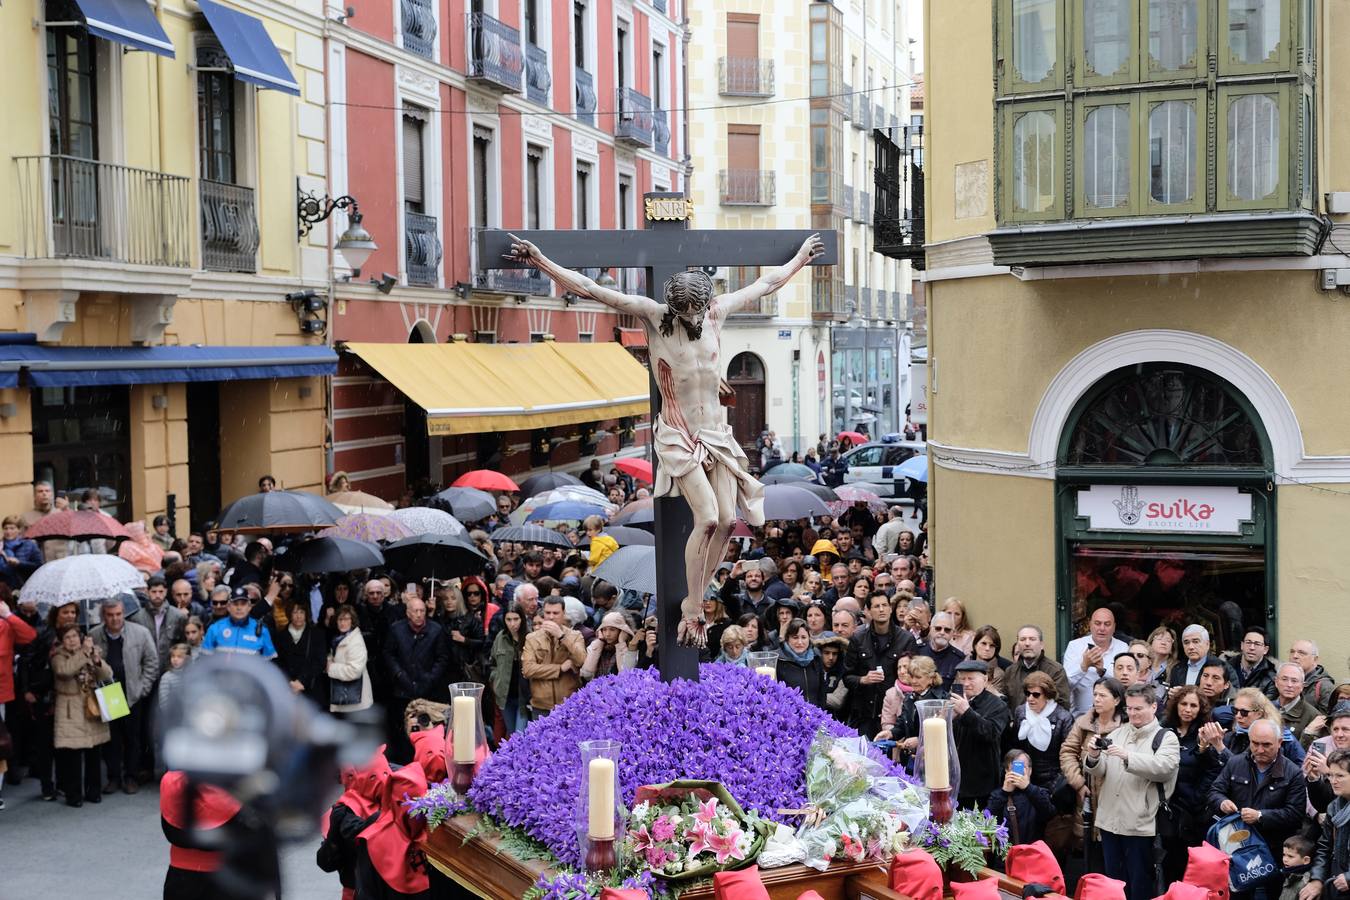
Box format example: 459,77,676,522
952,682,966,698
1011,759,1027,777
406,582,416,594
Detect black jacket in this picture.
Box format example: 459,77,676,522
383,619,450,702
956,689,1013,801
898,686,949,741
438,611,485,683
1208,751,1309,848
1168,724,1223,835
1168,656,1236,687
919,642,968,688
1311,797,1350,894
1226,653,1280,701
989,783,1055,846
776,649,827,710
844,625,917,735
275,624,329,701
1004,704,1074,791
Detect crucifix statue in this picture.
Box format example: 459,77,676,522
479,195,837,682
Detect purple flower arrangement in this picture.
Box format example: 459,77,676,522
468,664,871,867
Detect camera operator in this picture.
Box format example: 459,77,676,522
1084,682,1179,900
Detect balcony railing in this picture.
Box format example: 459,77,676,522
466,12,524,93
405,211,442,286
525,43,551,105
718,57,775,96
200,179,258,273
401,0,436,59
615,87,654,148
719,169,775,206
15,155,190,267
873,125,926,267
575,68,597,126
653,110,671,156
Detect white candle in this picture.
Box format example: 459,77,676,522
923,717,950,790
755,666,777,679
588,757,616,839
452,695,476,764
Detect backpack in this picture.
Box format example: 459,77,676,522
1206,812,1280,894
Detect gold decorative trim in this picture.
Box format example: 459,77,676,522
644,197,694,222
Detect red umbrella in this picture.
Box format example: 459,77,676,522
451,470,520,492
613,457,653,484
25,509,131,543
730,518,755,539
837,430,868,446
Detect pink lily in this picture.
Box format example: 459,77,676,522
694,797,720,825
708,827,745,864
628,825,653,854
685,821,713,857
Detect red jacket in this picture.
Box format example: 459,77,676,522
0,612,37,703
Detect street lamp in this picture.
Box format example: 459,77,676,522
297,190,378,276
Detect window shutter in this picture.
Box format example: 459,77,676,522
402,115,424,208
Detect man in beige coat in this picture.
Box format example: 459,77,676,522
522,597,586,718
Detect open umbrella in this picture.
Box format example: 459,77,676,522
216,490,344,534
611,498,653,524
320,513,414,544
837,430,868,446
590,545,657,596
274,537,384,574
518,471,583,497
451,470,520,492
489,524,575,549
326,490,395,515
756,484,832,521
760,470,813,485
790,482,839,502
762,462,819,482
19,554,146,613
730,518,755,539
511,486,613,525
526,500,608,523
388,507,465,537
383,533,488,581
598,525,655,547
24,509,131,543
613,457,654,484
897,454,929,483
611,503,654,532
430,486,498,523
829,485,888,516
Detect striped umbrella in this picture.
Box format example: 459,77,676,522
320,513,414,543
489,524,574,549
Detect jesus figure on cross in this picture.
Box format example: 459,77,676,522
507,232,825,646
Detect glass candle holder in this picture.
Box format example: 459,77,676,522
445,682,488,796
748,650,778,679
577,739,624,872
914,698,960,823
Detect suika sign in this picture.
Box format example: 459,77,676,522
1077,484,1253,535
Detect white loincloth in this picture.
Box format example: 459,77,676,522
651,416,766,527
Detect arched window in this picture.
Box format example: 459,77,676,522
727,351,765,382
1060,364,1268,469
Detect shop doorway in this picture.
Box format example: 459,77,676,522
1055,364,1275,654
726,351,766,460
186,382,222,532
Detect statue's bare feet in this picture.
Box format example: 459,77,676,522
677,615,708,649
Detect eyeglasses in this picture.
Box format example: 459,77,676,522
1242,639,1265,647
465,591,482,597
211,601,228,607
1233,707,1258,717
1025,690,1045,699
1133,652,1151,659
930,625,952,633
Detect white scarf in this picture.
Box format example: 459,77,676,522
1018,700,1060,752
288,625,305,643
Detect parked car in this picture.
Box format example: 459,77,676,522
841,437,926,500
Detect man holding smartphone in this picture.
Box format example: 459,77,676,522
1307,704,1350,814
952,659,1012,811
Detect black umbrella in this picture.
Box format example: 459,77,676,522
382,533,488,581
273,536,384,574
760,470,815,485
430,487,497,523
755,484,832,521
579,525,655,547
518,471,583,497
490,524,575,549
590,545,657,596
791,482,839,502
611,503,655,532
216,490,344,534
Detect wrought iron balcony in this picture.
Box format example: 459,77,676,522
718,57,775,97
405,211,442,286
615,87,654,148
200,179,258,273
525,43,551,105
719,169,775,206
466,12,524,93
653,110,671,156
15,155,190,267
575,68,597,126
401,0,436,59
873,124,926,267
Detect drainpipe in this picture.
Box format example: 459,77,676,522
681,5,692,192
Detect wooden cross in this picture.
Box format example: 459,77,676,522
479,193,838,682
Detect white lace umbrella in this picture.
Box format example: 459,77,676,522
19,554,146,613
388,506,466,537
510,486,614,524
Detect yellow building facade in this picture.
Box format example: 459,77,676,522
0,0,335,530
922,0,1350,669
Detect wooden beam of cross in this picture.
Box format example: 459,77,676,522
479,193,839,683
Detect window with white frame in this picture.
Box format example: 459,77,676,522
576,161,594,229
473,125,495,229
527,144,546,230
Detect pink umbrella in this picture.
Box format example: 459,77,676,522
25,509,130,543
613,457,654,484
451,469,520,492
832,485,888,514
320,513,414,544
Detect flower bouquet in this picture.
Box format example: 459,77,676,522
793,732,931,871
622,780,770,882
909,808,1010,877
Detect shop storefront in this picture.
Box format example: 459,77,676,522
831,327,900,438
1054,364,1274,653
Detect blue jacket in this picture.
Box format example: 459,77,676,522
0,537,42,587
202,616,277,659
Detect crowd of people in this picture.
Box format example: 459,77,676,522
2,463,1348,900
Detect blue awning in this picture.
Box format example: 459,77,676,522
0,345,336,388
69,0,175,57
198,0,300,95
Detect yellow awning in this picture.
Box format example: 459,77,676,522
344,341,650,436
